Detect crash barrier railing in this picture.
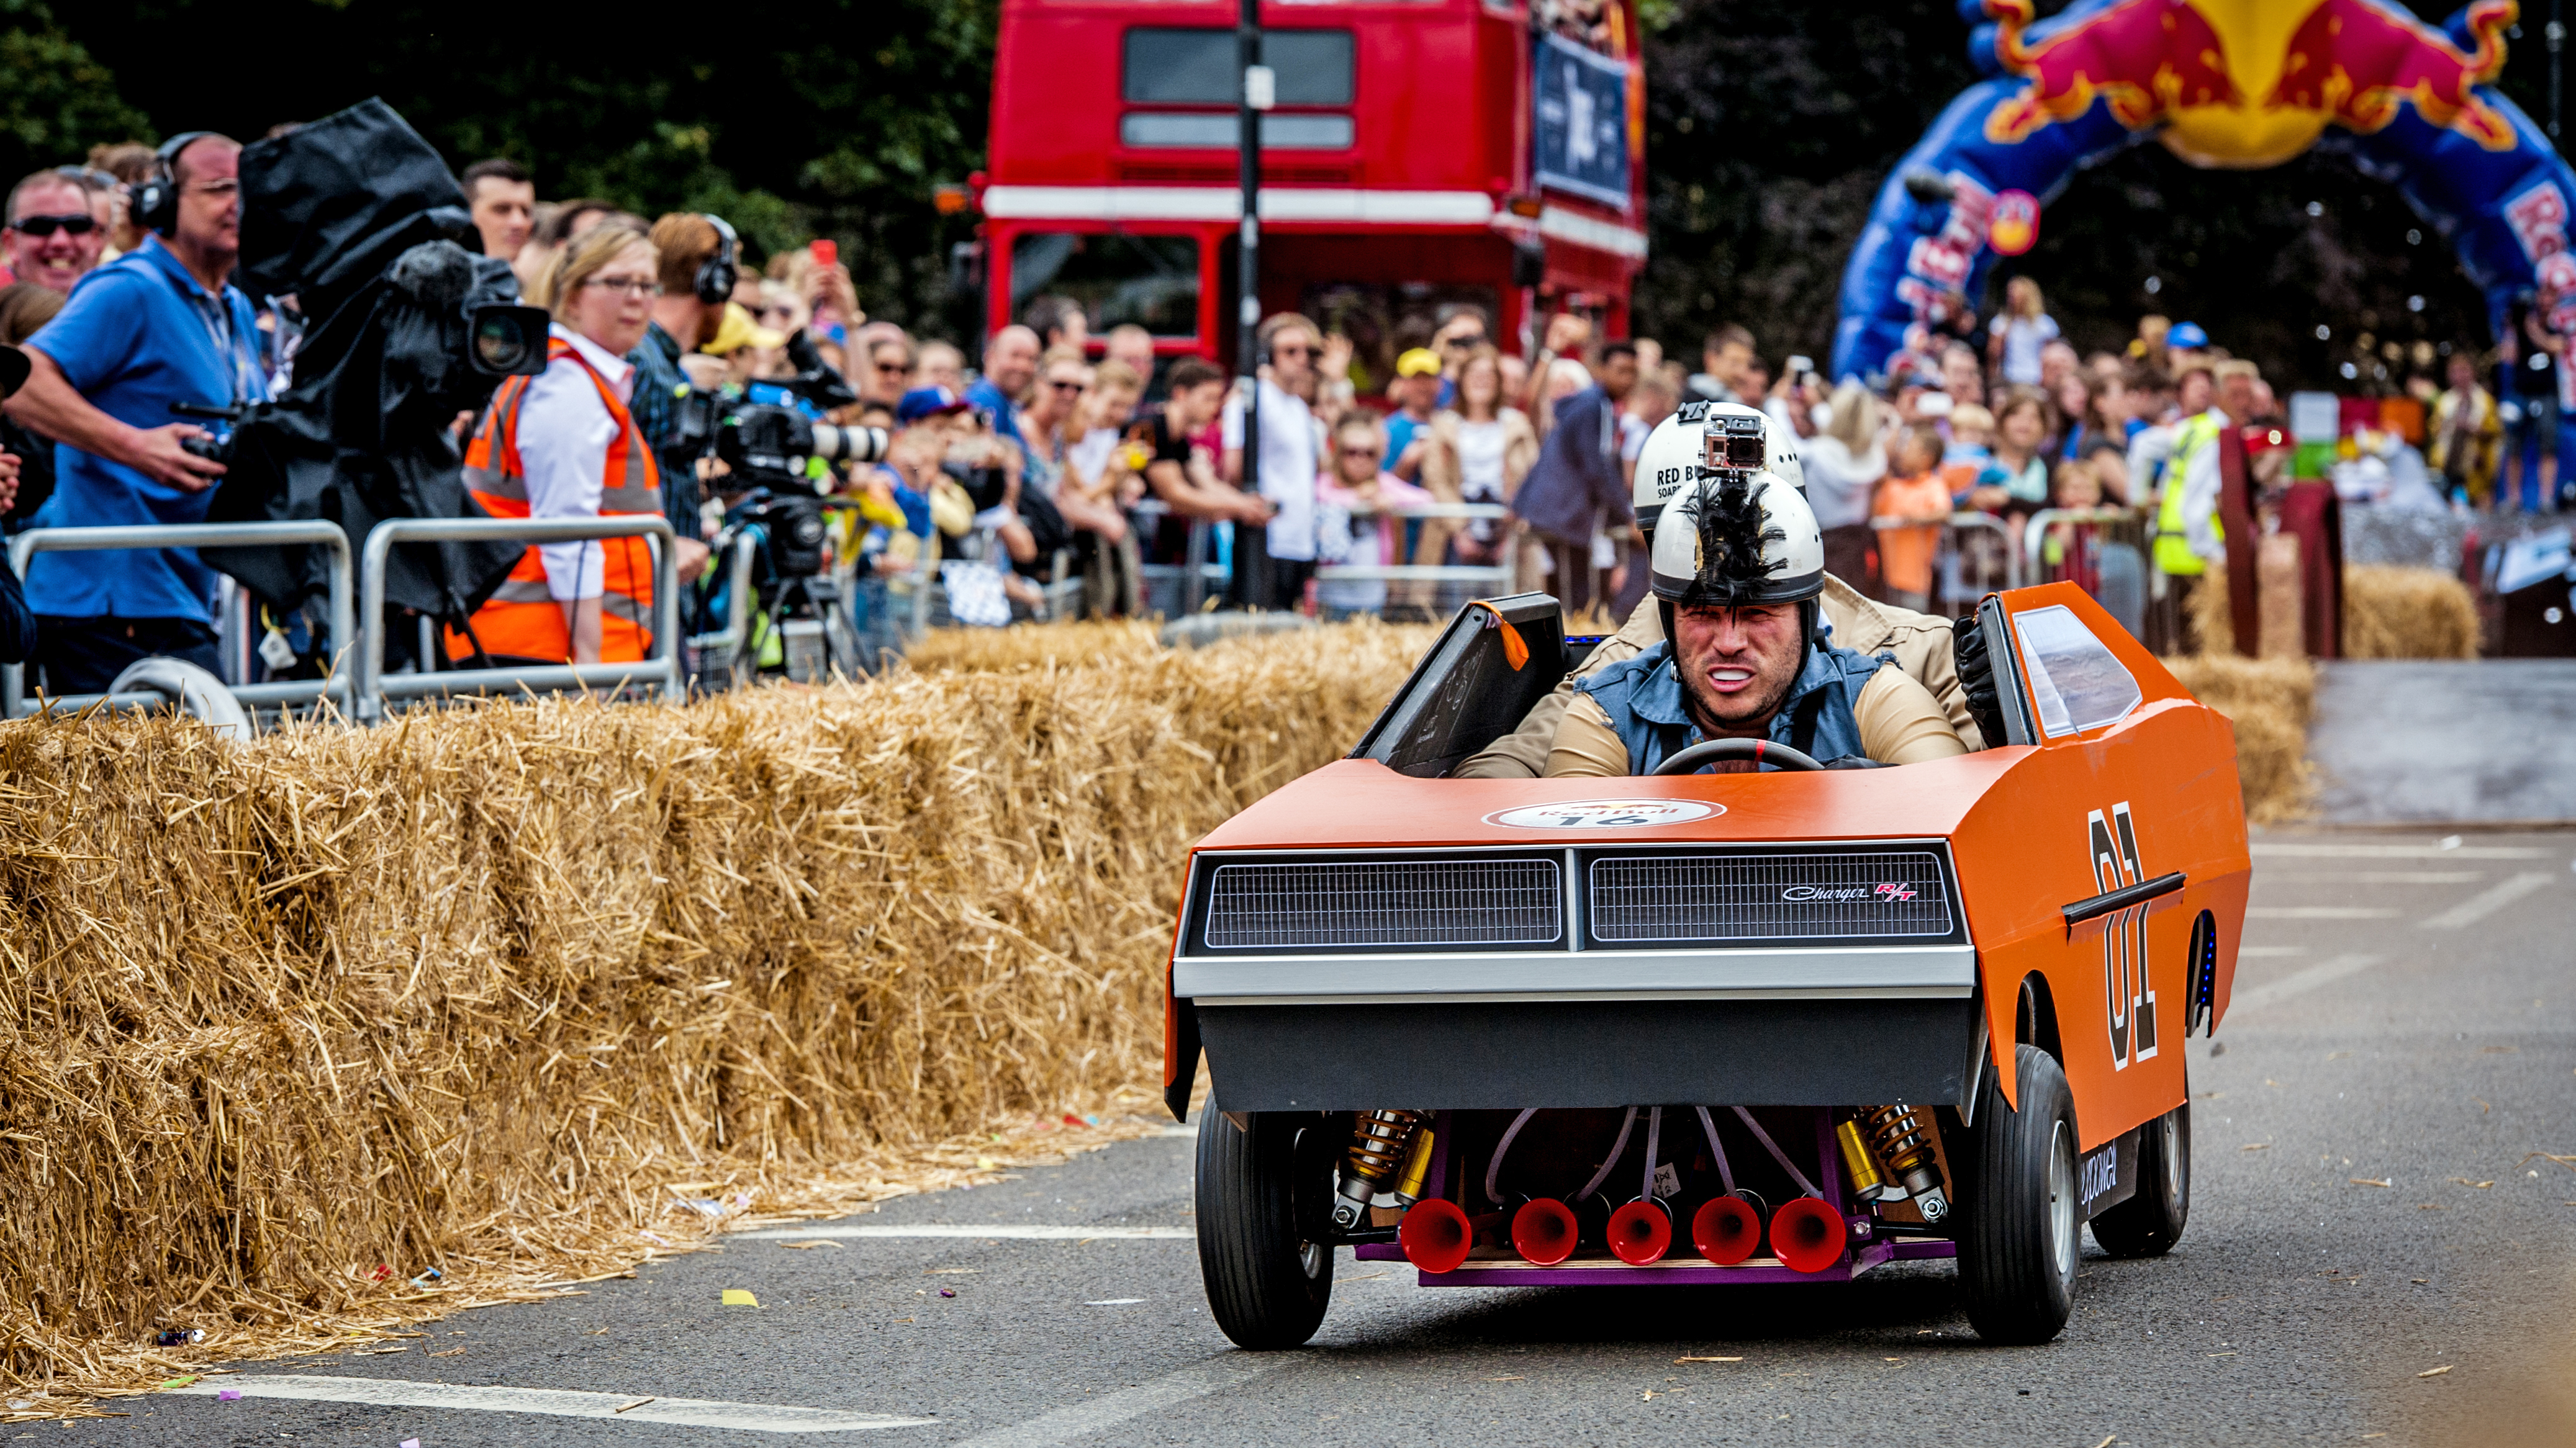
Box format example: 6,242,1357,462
1131,500,1228,619
1874,510,2025,616
685,531,761,692
3,520,356,721
2021,506,2152,641
356,516,680,724
1316,501,1518,620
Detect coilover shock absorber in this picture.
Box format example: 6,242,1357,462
1332,1110,1424,1231
1858,1104,1951,1223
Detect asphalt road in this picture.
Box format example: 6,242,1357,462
79,829,2575,1448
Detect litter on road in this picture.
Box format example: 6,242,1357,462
723,1289,761,1307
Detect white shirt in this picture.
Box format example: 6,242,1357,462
515,325,637,601
1221,377,1319,561
1989,312,2059,387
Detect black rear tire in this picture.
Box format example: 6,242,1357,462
1958,1045,2081,1345
2090,1101,2190,1257
1195,1112,1334,1349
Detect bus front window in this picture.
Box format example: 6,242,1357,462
1010,233,1201,340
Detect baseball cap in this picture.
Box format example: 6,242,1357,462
2167,321,2210,349
1395,347,1442,378
897,385,973,425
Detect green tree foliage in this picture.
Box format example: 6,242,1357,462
54,0,994,336
0,0,153,185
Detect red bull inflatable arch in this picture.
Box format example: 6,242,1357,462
1832,0,2576,384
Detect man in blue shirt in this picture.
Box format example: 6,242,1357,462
2,133,268,694
967,324,1039,453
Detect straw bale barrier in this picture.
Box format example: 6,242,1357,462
2342,564,2479,659
2162,653,2318,823
0,623,1430,1403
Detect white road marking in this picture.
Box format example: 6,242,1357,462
1156,1126,1200,1138
735,1224,1193,1241
949,1355,1289,1448
2250,843,2549,860
166,1375,931,1432
2228,955,2385,1015
2418,873,2557,930
2246,907,2402,919
2253,871,2488,884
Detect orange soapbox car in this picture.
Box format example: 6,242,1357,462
1167,583,2249,1347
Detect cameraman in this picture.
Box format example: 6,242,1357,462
2,132,268,693
633,212,728,542
451,222,706,667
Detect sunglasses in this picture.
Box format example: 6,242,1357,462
1270,344,1316,359
1337,445,1379,458
10,213,96,238
1049,379,1088,393
1442,335,1484,349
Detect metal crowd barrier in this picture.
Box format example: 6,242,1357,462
686,531,760,692
2021,506,2151,640
1131,500,1227,618
1874,510,2025,615
357,516,680,722
3,520,356,720
1316,501,1516,619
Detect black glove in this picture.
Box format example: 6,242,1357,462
1821,755,1884,770
1953,613,2009,749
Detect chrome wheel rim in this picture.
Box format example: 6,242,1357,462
1298,1239,1328,1279
2046,1118,2077,1282
2163,1110,2187,1207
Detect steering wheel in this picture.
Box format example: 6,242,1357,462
1651,737,1825,776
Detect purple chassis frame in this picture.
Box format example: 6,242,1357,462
1352,1107,1961,1286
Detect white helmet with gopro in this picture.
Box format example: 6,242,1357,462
1648,467,1827,656
1631,400,1804,539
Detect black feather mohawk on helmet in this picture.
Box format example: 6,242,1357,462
1673,475,1787,606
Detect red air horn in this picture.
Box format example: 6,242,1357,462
1509,1197,1579,1265
1397,1198,1477,1274
1605,1198,1673,1265
1768,1196,1848,1274
1690,1193,1763,1266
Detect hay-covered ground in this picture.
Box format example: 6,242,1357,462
3,614,2312,1415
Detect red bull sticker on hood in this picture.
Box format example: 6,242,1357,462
1486,799,1724,829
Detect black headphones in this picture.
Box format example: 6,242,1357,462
132,132,216,237
694,214,738,306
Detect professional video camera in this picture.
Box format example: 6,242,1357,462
194,98,545,640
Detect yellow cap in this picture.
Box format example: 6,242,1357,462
703,302,787,357
1396,347,1442,377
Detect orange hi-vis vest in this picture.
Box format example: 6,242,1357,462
448,338,662,664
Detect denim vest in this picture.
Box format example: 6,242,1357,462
1575,636,1890,772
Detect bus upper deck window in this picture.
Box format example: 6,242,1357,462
1123,29,1355,107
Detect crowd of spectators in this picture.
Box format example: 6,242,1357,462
0,128,2560,693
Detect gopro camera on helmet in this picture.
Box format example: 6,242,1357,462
1701,411,1766,475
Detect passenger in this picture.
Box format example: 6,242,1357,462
1456,403,1978,778
1542,469,1966,776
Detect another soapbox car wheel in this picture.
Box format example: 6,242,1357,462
1958,1045,2081,1344
1195,1112,1334,1349
2090,1100,2190,1258
1651,737,1824,775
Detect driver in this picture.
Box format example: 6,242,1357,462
1460,402,1981,777
1543,467,1966,775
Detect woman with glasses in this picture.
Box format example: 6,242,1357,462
450,222,698,667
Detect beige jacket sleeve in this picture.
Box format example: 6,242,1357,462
1540,693,1632,777
1855,666,1969,763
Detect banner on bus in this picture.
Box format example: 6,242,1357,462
1533,32,1630,209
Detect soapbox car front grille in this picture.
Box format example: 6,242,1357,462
1586,850,1954,945
1203,857,1563,950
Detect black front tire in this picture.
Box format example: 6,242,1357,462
1958,1045,2081,1345
1195,1112,1334,1349
2090,1101,2190,1257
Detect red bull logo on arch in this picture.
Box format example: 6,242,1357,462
1983,0,2517,163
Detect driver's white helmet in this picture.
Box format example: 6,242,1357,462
1632,401,1804,535
1648,468,1825,608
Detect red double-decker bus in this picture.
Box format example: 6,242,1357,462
971,0,1648,380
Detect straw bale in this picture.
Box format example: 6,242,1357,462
2162,653,2318,823
2343,564,2478,659
0,621,1432,1407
